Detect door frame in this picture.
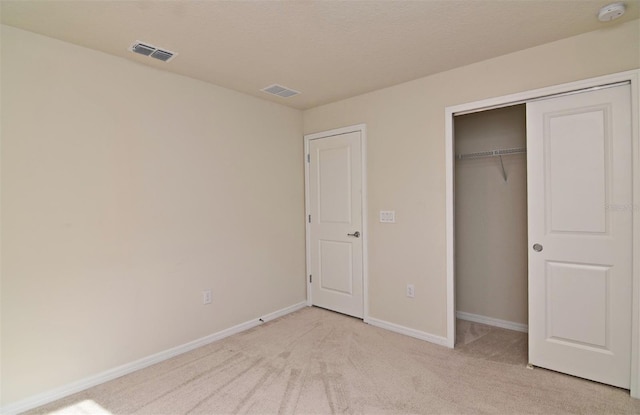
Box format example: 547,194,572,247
444,70,640,397
304,124,369,321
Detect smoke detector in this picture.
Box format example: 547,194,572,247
598,2,626,22
130,41,177,62
261,84,301,98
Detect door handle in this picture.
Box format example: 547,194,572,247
347,231,361,238
533,243,543,252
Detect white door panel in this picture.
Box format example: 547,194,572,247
309,131,363,318
547,109,608,233
527,84,632,388
546,262,609,348
319,240,353,294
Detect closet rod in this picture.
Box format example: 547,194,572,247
456,147,526,160
456,147,526,182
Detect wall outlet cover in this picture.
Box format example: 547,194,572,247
406,284,415,298
203,290,212,305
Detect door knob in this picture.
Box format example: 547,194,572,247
347,231,361,238
533,243,543,252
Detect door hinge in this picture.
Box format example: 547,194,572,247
307,154,310,163
309,274,312,283
308,214,311,223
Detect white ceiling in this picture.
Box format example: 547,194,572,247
2,1,638,110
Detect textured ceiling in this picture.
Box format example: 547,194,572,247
1,1,639,110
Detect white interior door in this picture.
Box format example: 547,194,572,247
527,84,632,388
308,130,364,318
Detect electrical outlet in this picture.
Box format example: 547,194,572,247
202,290,212,305
406,284,415,298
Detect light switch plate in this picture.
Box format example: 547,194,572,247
379,210,395,223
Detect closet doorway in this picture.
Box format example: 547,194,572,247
445,71,638,394
453,105,529,361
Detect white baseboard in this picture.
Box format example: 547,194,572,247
456,310,528,333
260,301,307,323
365,317,449,347
1,301,308,415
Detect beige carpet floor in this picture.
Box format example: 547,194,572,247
25,307,640,414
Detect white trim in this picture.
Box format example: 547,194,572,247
0,301,307,415
444,69,640,396
446,71,638,115
304,124,369,321
445,105,456,349
366,317,449,347
304,124,367,141
631,71,640,399
452,81,630,116
259,301,308,322
361,126,370,321
304,132,313,307
456,311,528,333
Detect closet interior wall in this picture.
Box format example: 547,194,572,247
454,104,528,328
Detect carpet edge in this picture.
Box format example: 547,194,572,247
1,301,308,415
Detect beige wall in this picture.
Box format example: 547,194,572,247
2,17,639,409
454,105,528,325
0,25,305,405
303,19,640,336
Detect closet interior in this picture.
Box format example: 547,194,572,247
454,104,529,338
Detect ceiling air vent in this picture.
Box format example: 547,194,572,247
131,42,155,56
130,41,177,62
261,84,301,98
150,49,174,62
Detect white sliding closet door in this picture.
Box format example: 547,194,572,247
527,84,632,388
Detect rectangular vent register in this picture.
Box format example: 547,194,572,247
130,41,177,62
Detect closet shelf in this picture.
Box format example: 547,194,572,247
456,147,526,182
456,147,526,160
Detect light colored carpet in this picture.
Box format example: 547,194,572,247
25,307,640,414
455,319,528,366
